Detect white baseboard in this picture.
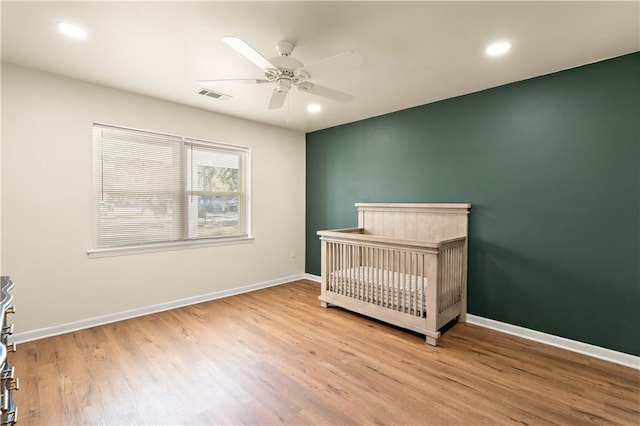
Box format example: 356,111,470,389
12,273,305,344
304,274,637,369
307,274,637,368
14,271,638,370
304,273,321,282
467,314,639,370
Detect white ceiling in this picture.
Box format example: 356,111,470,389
2,1,638,133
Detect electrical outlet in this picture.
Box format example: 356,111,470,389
290,249,296,259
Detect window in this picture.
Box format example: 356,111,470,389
90,124,250,256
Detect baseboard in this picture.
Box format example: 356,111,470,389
466,314,639,370
16,272,637,370
305,273,637,369
304,273,321,282
12,273,305,344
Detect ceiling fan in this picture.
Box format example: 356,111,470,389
199,37,360,110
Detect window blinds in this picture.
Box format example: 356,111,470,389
92,124,248,250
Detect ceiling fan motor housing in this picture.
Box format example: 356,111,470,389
276,40,295,56
269,55,304,73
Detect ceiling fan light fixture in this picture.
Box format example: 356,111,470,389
57,22,87,39
276,78,292,92
486,41,511,56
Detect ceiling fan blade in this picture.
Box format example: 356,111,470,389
198,79,270,86
301,50,361,77
221,37,275,71
298,82,354,103
268,89,288,110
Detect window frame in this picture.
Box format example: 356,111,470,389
88,123,252,258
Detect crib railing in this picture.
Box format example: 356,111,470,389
438,240,465,314
319,229,466,321
325,240,429,316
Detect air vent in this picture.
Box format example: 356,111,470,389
197,88,231,101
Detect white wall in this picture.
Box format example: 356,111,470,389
1,63,306,334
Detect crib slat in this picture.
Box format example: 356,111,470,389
340,242,344,294
366,246,371,302
360,246,364,301
448,246,452,304
362,245,366,301
404,251,409,314
377,247,382,305
444,247,449,311
344,243,348,296
410,252,415,315
398,250,403,313
450,247,455,308
417,252,421,316
352,244,356,298
362,246,367,301
403,250,408,313
363,245,367,301
331,243,341,293
408,252,412,315
455,246,460,304
364,248,367,302
397,250,401,312
448,247,452,311
385,249,390,309
403,251,408,313
334,242,338,293
327,242,332,292
391,250,395,310
372,247,377,305
451,247,455,308
335,242,340,294
420,252,425,317
329,242,334,292
349,244,354,298
369,246,374,303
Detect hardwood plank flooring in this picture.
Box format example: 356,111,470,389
11,280,640,425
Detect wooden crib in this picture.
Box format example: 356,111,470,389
318,203,470,345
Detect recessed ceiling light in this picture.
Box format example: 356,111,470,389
486,41,511,57
307,104,322,113
57,22,87,39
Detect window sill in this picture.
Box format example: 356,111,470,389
87,236,254,258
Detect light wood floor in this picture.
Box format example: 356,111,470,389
12,280,640,425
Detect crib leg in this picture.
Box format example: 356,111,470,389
320,301,328,308
426,336,437,346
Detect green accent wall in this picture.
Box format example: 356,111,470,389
306,53,640,356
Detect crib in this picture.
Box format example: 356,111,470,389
318,203,470,345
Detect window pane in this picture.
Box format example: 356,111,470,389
94,127,182,248
96,192,182,247
188,145,240,193
188,195,240,238
102,138,181,192
199,165,239,192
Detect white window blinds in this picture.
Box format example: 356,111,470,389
92,124,249,251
